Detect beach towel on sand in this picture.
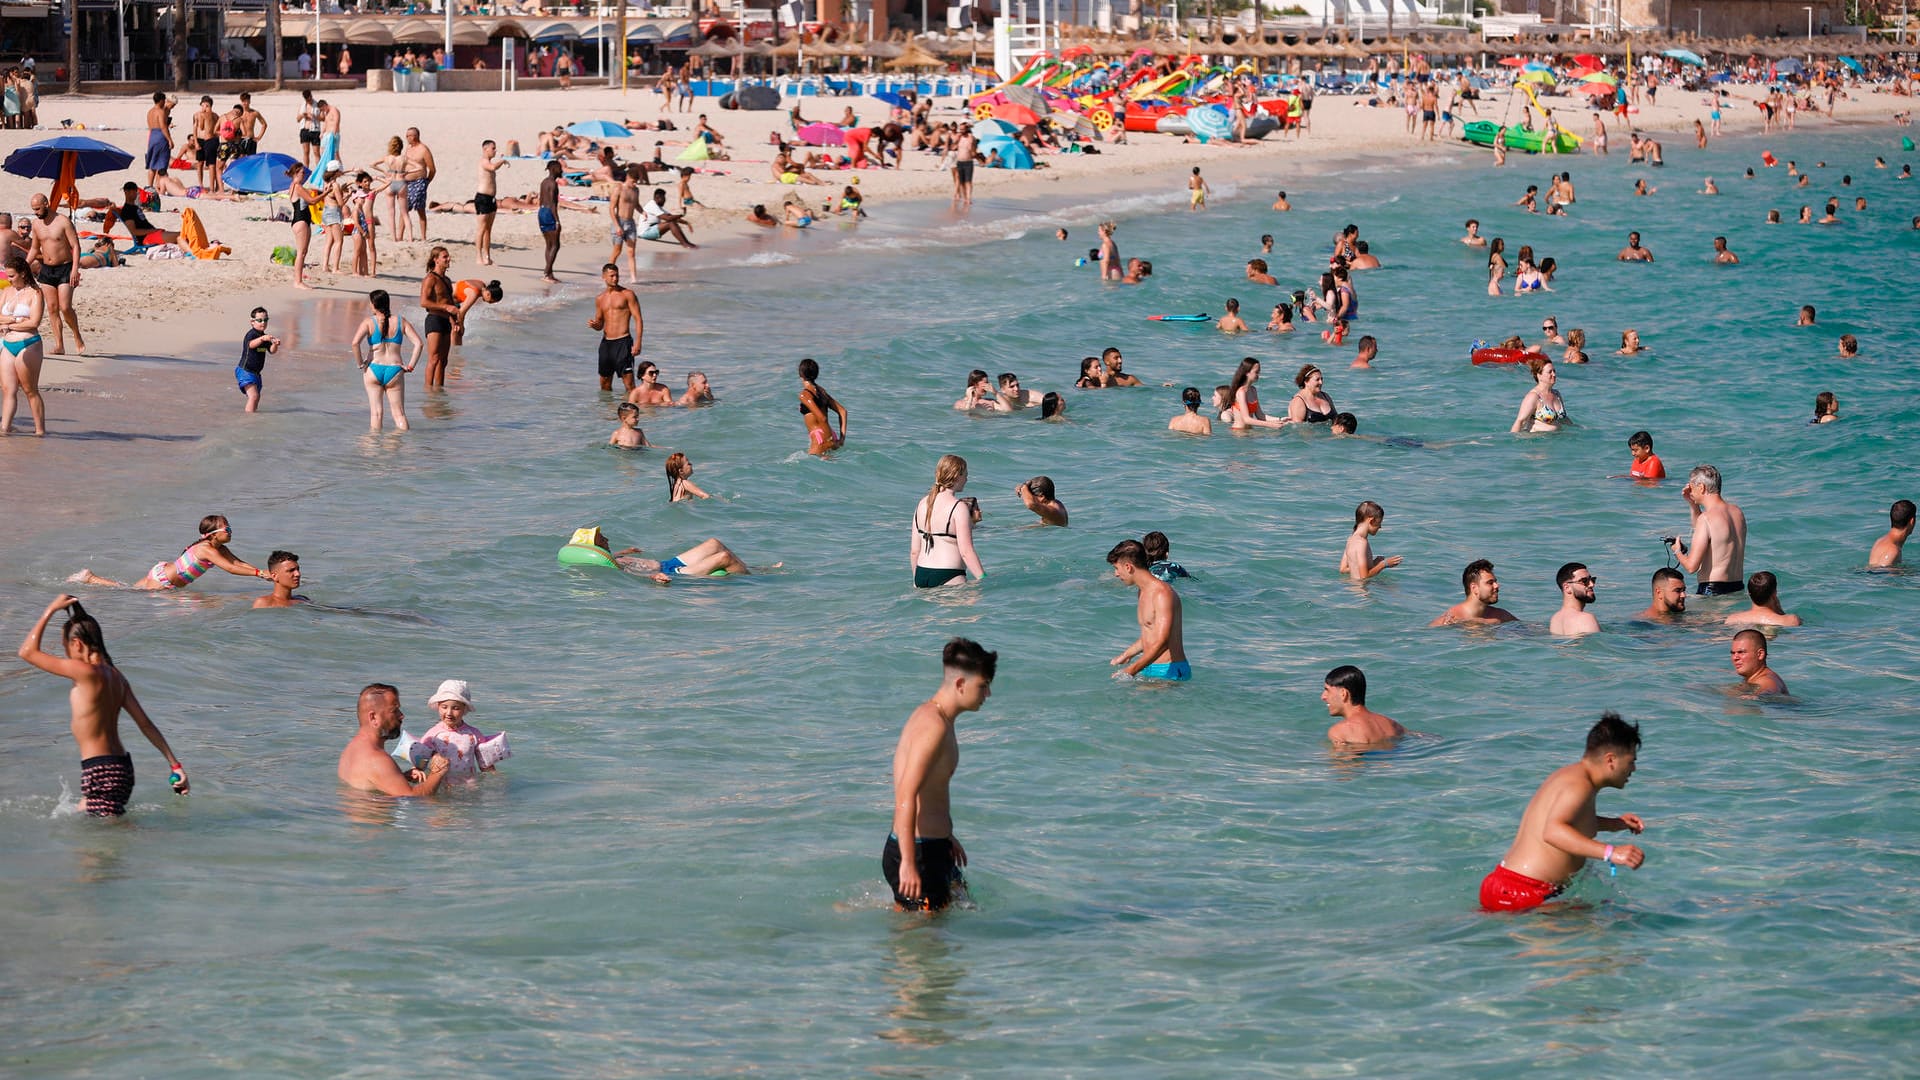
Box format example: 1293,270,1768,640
179,207,231,260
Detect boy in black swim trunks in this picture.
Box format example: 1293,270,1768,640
18,595,190,815
885,638,996,912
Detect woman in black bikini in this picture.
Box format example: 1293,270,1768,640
1288,363,1335,424
910,454,983,588
797,357,846,455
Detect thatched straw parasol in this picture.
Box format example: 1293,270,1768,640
863,39,906,59
884,43,944,69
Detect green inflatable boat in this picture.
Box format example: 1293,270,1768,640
1461,121,1583,155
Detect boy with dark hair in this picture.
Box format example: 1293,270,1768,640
885,637,997,912
1107,541,1188,681
1322,665,1405,745
1481,712,1646,911
1870,499,1915,568
253,550,309,608
1624,430,1666,480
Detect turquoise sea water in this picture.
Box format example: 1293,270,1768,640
4,129,1919,1077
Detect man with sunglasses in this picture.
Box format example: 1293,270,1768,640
1549,562,1600,636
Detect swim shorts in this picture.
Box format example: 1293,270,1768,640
914,565,964,589
36,261,72,288
235,364,262,394
80,753,135,817
1697,580,1746,596
1479,863,1563,912
882,833,965,912
597,335,635,380
300,128,321,145
538,206,560,234
473,192,498,216
406,179,430,213
1423,109,1437,122
1137,660,1192,682
955,160,975,183
657,556,686,576
610,217,638,244
197,139,220,165
423,313,452,337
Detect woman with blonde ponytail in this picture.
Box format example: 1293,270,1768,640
910,454,984,588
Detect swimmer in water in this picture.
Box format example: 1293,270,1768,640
1478,712,1645,912
1639,567,1687,621
19,595,192,815
1700,177,1719,195
1511,356,1567,434
1811,391,1839,424
252,550,310,608
664,452,712,502
1106,539,1189,682
1548,562,1600,636
1015,476,1068,526
626,361,675,407
1797,305,1816,326
1713,236,1739,264
608,402,651,447
1289,363,1335,423
1321,665,1405,746
1616,328,1646,355
677,371,714,407
337,683,451,797
797,357,847,455
1431,559,1518,626
612,536,754,584
350,289,424,432
1339,500,1400,581
955,368,996,411
1246,259,1279,286
70,514,268,590
884,637,996,913
1868,499,1914,568
1217,298,1248,333
1267,303,1295,333
1461,219,1487,246
1725,571,1803,627
1168,386,1213,435
1352,335,1377,369
1617,231,1654,262
1838,334,1858,358
1729,628,1787,694
1225,357,1288,431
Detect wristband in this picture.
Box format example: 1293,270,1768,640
1602,844,1614,864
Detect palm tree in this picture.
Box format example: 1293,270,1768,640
172,0,191,90
616,0,629,87
269,0,283,90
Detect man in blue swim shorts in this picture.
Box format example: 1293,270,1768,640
538,161,563,282
1105,539,1190,681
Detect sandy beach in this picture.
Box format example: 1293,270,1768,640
0,74,1910,459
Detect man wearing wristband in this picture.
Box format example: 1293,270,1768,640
18,595,191,816
1480,712,1646,911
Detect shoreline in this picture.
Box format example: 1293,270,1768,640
3,80,1911,551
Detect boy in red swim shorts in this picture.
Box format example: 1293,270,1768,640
1480,712,1647,912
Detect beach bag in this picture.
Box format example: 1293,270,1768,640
270,245,296,265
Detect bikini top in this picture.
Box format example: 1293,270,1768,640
1534,396,1563,422
1298,395,1332,423
916,497,964,552
2,295,33,318
369,316,402,345
799,384,827,417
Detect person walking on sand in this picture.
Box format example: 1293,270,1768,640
18,596,191,816
884,637,996,913
145,92,174,190
953,128,976,207
474,139,508,266
401,126,437,242
25,194,83,355
318,99,343,175
1479,712,1646,912
0,253,47,435
350,289,423,432
538,160,563,282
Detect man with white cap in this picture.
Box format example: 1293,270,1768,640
408,679,508,780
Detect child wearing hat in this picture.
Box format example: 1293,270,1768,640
407,679,509,780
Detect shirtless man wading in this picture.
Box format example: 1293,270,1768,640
1106,539,1189,681
885,637,996,912
589,263,644,392
337,683,451,797
1667,464,1748,595
1480,712,1647,912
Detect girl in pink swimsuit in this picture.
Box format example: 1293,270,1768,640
71,514,268,591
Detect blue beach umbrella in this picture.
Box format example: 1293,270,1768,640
1838,55,1863,73
873,90,914,111
1775,57,1806,75
221,152,300,194
1522,61,1553,72
1662,48,1706,66
978,136,1033,170
1,134,134,180
972,118,1020,138
568,119,633,140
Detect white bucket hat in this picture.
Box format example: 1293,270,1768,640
426,679,474,709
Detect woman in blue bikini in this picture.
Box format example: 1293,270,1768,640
349,289,424,432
